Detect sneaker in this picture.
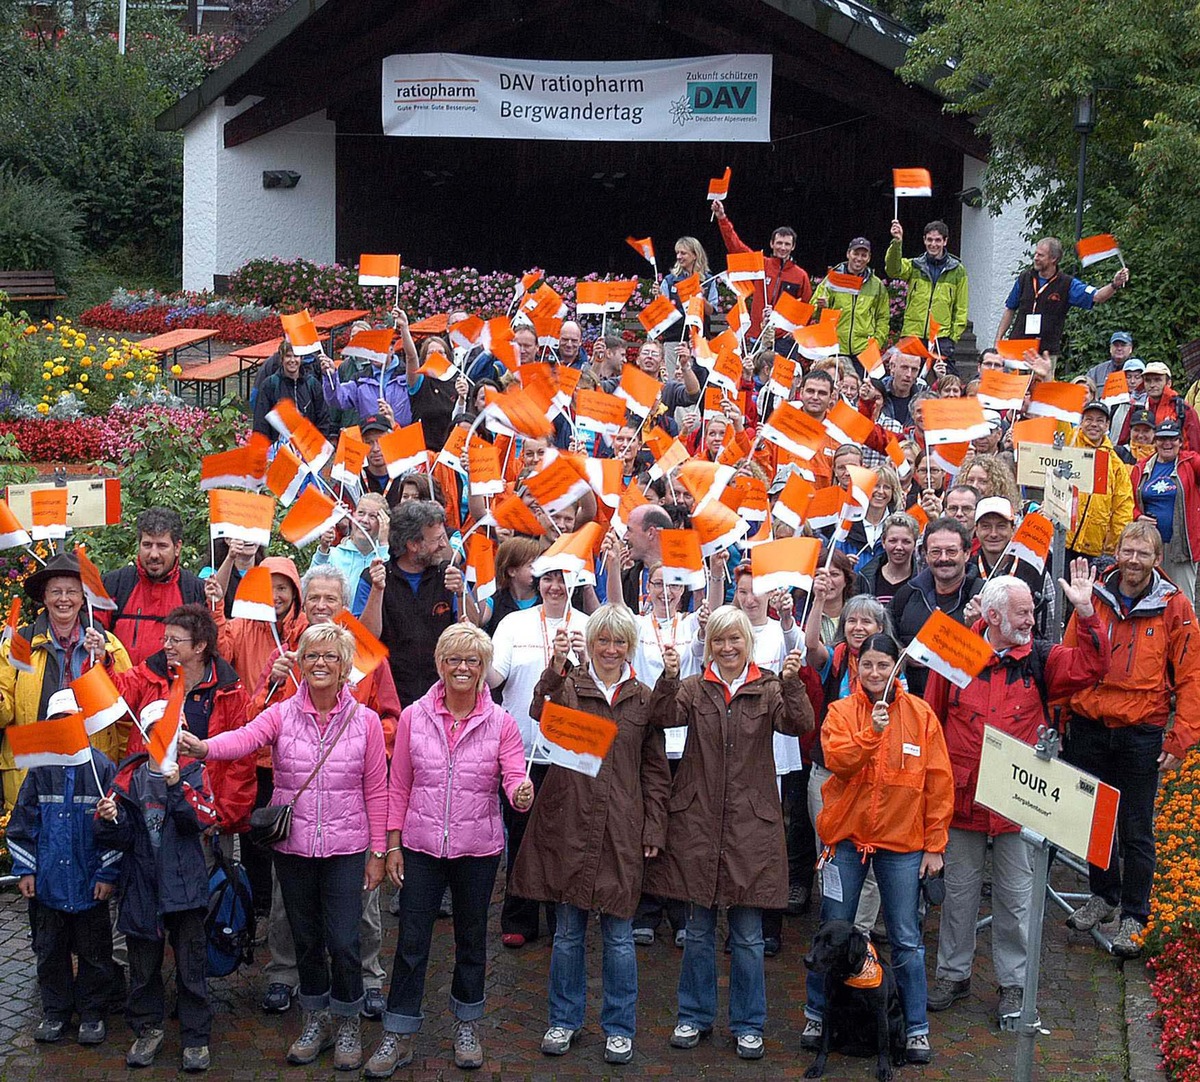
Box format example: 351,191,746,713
906,1033,933,1065
927,977,971,1012
540,1026,576,1055
674,928,686,948
361,988,386,1020
1066,895,1118,932
670,1022,711,1049
286,1010,333,1066
363,1033,414,1079
261,982,294,1013
737,1033,764,1059
453,1021,483,1070
77,1020,106,1045
181,1045,211,1072
501,933,526,949
800,1018,823,1051
604,1035,634,1064
787,883,811,915
126,1027,165,1068
763,936,781,957
1112,917,1146,959
439,887,454,919
333,1014,362,1071
34,1018,65,1043
632,927,655,946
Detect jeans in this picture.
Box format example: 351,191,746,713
501,763,555,939
1063,716,1163,923
808,764,881,932
273,850,365,1015
30,899,114,1024
805,843,928,1037
127,908,211,1044
678,904,765,1037
549,903,637,1037
383,848,501,1034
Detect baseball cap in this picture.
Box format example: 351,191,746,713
1123,357,1146,373
981,409,1003,431
360,413,393,437
975,496,1015,523
847,237,872,252
1129,408,1156,429
1082,400,1111,418
1143,361,1172,377
1110,331,1133,345
1155,420,1183,439
46,689,79,718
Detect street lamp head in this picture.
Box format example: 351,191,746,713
1074,92,1097,134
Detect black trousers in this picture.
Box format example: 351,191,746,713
30,899,114,1024
241,767,275,916
762,768,816,942
500,762,555,939
126,908,211,1044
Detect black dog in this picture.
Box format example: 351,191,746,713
803,919,907,1081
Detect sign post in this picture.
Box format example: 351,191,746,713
1041,456,1076,645
974,724,1120,1081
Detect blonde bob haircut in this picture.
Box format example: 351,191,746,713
434,623,494,693
703,605,755,669
297,623,355,681
585,604,638,655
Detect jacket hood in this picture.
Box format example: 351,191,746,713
909,563,981,605
1095,566,1178,617
146,649,242,691
912,251,962,275
260,556,303,620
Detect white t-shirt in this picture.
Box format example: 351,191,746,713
633,611,702,759
749,619,803,776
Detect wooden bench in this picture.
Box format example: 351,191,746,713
137,327,219,368
172,356,242,406
226,337,283,399
0,270,66,313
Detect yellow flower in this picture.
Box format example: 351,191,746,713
124,372,134,379
80,358,91,368
36,403,49,414
145,374,156,383
170,364,182,375
80,374,88,383
52,366,65,377
42,372,51,381
24,325,36,335
105,373,114,381
43,360,53,369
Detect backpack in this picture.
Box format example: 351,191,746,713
205,840,255,978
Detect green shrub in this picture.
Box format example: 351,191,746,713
0,167,83,282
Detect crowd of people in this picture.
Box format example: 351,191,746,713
3,211,1199,1076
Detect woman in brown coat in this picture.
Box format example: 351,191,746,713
649,604,815,1061
512,605,671,1066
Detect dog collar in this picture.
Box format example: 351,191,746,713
844,941,883,989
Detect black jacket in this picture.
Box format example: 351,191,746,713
377,560,456,708
890,564,984,695
252,367,334,439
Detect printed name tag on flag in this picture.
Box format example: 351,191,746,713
8,712,92,770
537,701,619,777
1101,371,1130,406
906,609,994,689
30,489,68,541
637,295,683,340
208,489,276,547
977,369,1032,412
1010,512,1054,573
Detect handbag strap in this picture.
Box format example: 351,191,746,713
292,704,360,803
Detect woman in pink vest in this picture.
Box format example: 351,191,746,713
363,624,533,1078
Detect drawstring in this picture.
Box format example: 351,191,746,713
856,843,877,865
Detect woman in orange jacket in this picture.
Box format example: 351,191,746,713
801,633,953,1068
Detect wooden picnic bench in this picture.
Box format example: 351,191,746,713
171,355,243,406
137,327,220,368
225,337,283,398
0,270,66,313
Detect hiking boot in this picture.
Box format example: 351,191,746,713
670,1022,711,1049
260,982,294,1013
363,1033,414,1078
604,1035,634,1064
928,977,971,1012
800,1018,823,1051
906,1033,933,1065
34,1018,65,1043
333,1014,362,1071
453,1020,483,1069
540,1025,576,1055
286,1010,333,1065
737,1033,764,1059
997,986,1040,1030
632,927,654,946
77,1020,106,1045
360,988,386,1020
1112,917,1146,958
126,1027,165,1068
1066,895,1118,931
181,1045,210,1072
763,936,781,957
787,883,811,915
674,928,686,948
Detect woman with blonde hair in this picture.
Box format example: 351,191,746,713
843,463,904,568
662,236,718,325
960,453,1020,506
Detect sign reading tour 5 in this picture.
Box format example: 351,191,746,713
381,54,772,142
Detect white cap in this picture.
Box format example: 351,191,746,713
46,689,79,717
139,700,168,730
982,409,1003,431
975,496,1015,522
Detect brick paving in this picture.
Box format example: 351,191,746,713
0,858,1149,1082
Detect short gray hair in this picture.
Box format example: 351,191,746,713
978,575,1032,621
389,499,446,553
301,564,349,606
838,595,894,640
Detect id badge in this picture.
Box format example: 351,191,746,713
1024,313,1042,335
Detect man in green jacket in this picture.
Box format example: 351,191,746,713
886,219,969,368
810,236,891,374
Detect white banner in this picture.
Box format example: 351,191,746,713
381,53,772,142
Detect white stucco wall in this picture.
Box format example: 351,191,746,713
958,155,1035,347
182,100,336,293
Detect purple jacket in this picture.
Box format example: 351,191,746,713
205,682,387,857
389,682,527,859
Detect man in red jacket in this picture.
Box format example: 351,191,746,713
924,562,1108,1027
712,200,811,337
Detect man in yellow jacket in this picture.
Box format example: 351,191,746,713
1065,401,1135,562
885,219,969,367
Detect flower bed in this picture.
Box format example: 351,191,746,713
80,290,281,344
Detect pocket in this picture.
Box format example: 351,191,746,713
747,787,781,824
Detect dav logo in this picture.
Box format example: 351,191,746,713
687,81,757,114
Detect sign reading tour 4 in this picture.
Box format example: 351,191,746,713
381,53,772,142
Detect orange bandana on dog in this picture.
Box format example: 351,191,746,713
844,941,884,989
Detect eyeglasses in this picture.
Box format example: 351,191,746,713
162,636,193,647
301,652,342,665
443,656,482,670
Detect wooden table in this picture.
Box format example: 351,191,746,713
312,309,370,354
226,337,283,398
136,328,220,367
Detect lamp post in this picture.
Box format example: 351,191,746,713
1073,93,1096,242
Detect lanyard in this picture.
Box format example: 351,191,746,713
650,614,679,655
539,607,570,665
1030,273,1059,311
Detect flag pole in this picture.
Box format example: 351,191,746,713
86,599,95,665
269,622,299,691
893,192,899,223
87,746,104,795
882,645,909,703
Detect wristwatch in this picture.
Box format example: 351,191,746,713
371,851,386,859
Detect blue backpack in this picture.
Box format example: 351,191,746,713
206,840,255,977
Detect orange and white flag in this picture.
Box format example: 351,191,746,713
706,343,744,395
692,499,749,557
342,328,394,364
771,473,816,531
436,425,471,475
1076,233,1121,268
4,596,32,674
376,421,429,478
823,270,864,295
792,321,840,361
726,250,765,283
279,309,321,355
751,537,820,595
1010,511,1054,573
893,168,932,197
845,465,878,514
928,441,970,477
678,460,736,515
648,438,692,482
977,369,1032,412
885,437,913,481
482,492,546,537
149,670,185,772
801,485,851,531
523,283,569,322
658,529,707,591
707,165,731,202
674,273,701,305
9,712,92,770
200,432,271,492
721,473,770,523
995,339,1041,369
582,457,624,509
575,388,626,438
616,364,663,419
600,280,639,315
0,501,31,550
417,350,457,381
208,489,275,548
265,444,307,506
922,398,991,445
610,482,648,540
71,664,132,736
906,609,994,689
824,399,876,446
859,337,886,380
1101,370,1130,407
266,398,333,470
760,402,824,461
819,307,842,328
637,295,683,340
1010,416,1059,446
576,281,609,316
231,565,277,623
769,293,814,334
767,353,797,400
532,522,605,586
626,236,656,266
893,335,934,361
467,442,505,497
333,610,389,685
1027,381,1087,425
30,489,68,541
479,386,555,439
358,254,401,288
702,384,729,421
279,487,348,548
464,534,497,603
684,294,706,336
537,701,620,777
531,313,562,348
524,453,591,515
330,428,369,489
74,546,115,611
448,314,484,349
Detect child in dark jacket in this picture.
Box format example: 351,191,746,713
95,752,218,1072
7,746,121,1046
